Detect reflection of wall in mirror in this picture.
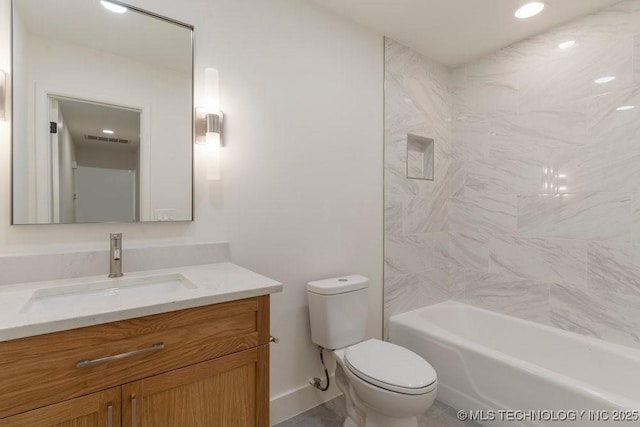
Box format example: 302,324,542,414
12,9,29,222
13,20,192,223
57,110,76,223
75,146,137,170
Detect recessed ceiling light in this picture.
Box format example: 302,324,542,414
558,40,576,49
100,1,127,14
515,2,545,19
616,105,635,111
594,76,616,84
102,129,115,134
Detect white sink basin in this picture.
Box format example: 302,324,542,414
21,274,197,314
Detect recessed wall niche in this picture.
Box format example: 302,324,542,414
406,134,434,181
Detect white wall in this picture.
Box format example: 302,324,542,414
1,0,383,422
214,2,384,419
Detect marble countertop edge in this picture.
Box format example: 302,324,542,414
0,262,282,342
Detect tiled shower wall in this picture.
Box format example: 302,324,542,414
383,39,456,324
384,0,640,349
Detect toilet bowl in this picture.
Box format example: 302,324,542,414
306,276,438,427
334,339,437,427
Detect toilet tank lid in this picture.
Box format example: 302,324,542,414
307,275,369,295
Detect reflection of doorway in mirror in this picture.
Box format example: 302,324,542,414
48,96,142,223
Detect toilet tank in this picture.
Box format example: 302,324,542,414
307,275,369,350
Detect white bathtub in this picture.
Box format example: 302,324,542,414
388,301,640,426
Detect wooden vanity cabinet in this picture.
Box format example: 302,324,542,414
0,388,122,427
123,345,269,427
0,296,270,427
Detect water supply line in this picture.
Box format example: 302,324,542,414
310,346,330,391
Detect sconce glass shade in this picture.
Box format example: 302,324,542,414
195,68,223,180
206,142,222,181
196,68,223,147
206,131,220,146
204,68,220,113
0,70,5,121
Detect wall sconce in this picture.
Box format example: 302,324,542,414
0,70,6,121
196,68,223,147
196,68,223,180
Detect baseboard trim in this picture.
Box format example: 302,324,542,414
270,376,341,425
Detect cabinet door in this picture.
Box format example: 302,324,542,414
0,387,121,427
122,346,269,427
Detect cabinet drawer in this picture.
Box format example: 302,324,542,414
0,296,270,419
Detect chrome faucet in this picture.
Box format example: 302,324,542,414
109,233,123,278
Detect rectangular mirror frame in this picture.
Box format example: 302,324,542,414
10,0,195,225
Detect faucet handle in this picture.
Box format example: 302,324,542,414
110,233,122,240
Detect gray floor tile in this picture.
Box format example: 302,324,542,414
275,396,480,427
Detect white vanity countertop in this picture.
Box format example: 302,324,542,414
0,262,282,342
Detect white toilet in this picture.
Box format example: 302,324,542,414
307,275,437,427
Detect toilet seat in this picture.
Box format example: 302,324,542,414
344,339,437,395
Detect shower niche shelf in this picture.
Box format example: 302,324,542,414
406,134,434,181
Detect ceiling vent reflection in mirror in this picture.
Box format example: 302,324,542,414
85,134,130,144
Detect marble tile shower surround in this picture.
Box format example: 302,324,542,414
384,38,456,331
384,0,640,350
0,242,230,285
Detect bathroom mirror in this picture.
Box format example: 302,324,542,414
11,0,194,224
406,134,434,181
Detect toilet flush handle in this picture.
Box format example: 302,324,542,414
269,336,280,344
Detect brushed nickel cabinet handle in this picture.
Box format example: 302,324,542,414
131,394,137,427
107,402,113,427
269,336,280,344
76,343,165,368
